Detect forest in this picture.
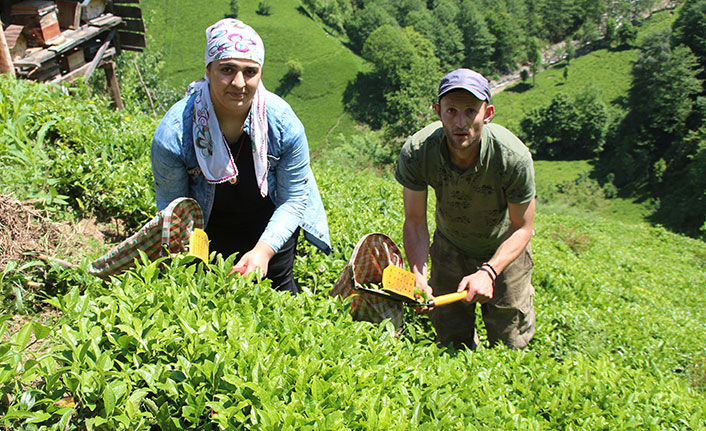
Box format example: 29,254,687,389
293,0,706,238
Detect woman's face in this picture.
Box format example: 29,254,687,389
206,58,262,116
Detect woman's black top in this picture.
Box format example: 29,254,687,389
205,133,275,258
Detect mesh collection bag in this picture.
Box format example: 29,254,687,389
330,233,405,328
88,198,204,278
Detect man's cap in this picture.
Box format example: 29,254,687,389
438,68,491,102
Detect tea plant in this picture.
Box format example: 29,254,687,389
0,75,157,228
2,232,705,430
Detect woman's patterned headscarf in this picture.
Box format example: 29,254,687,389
190,18,269,196
204,18,265,67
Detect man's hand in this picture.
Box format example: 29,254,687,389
230,241,275,277
457,269,494,303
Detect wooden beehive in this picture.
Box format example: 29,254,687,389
57,46,84,73
56,0,81,30
10,1,62,46
81,0,107,22
3,24,28,60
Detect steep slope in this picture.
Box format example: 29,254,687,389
141,0,365,149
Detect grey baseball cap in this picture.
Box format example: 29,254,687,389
438,68,491,102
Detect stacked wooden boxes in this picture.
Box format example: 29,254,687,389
10,1,61,46
56,0,82,30
2,25,28,60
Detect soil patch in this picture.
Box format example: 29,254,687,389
0,194,123,269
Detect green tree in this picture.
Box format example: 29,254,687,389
520,90,608,159
431,0,460,23
536,0,583,42
574,87,610,155
574,18,601,46
406,10,463,71
275,60,304,96
604,19,617,47
577,0,605,26
286,59,304,81
654,128,706,238
617,21,638,48
485,7,522,71
564,39,576,64
256,1,273,15
225,0,239,18
671,0,706,74
526,37,542,85
359,25,439,137
520,68,530,82
344,4,398,53
602,30,704,194
457,1,495,75
629,31,703,142
392,0,426,25
521,93,581,158
309,0,353,34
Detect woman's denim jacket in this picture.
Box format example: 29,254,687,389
151,90,331,254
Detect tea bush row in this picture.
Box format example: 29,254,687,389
3,244,705,430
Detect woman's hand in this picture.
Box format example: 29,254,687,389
413,275,434,313
230,241,275,277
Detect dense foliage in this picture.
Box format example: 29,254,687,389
2,1,706,428
295,0,669,146
511,1,706,239
520,89,609,159
301,0,659,74
0,77,157,229
598,0,706,238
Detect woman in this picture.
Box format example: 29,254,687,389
151,19,330,294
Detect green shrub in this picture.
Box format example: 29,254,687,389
0,75,157,229
256,1,272,16
285,59,303,81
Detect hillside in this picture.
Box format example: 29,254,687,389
491,5,679,130
140,1,677,225
2,3,706,429
141,0,365,149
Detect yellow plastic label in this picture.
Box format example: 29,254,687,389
382,265,416,300
188,228,209,265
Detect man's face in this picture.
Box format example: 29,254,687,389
206,58,262,116
435,90,494,152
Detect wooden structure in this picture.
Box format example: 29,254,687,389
0,0,146,108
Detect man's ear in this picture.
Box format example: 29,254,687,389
434,103,441,121
484,104,495,124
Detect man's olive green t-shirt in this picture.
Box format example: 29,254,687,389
395,121,535,259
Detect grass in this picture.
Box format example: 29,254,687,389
533,160,654,225
491,8,679,132
492,47,637,132
489,9,681,226
141,0,364,150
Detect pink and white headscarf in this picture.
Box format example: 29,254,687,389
189,18,269,196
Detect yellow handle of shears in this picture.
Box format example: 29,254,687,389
429,291,468,307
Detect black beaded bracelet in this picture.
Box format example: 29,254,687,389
478,266,496,286
481,262,498,279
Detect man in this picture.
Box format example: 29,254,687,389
394,68,536,350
